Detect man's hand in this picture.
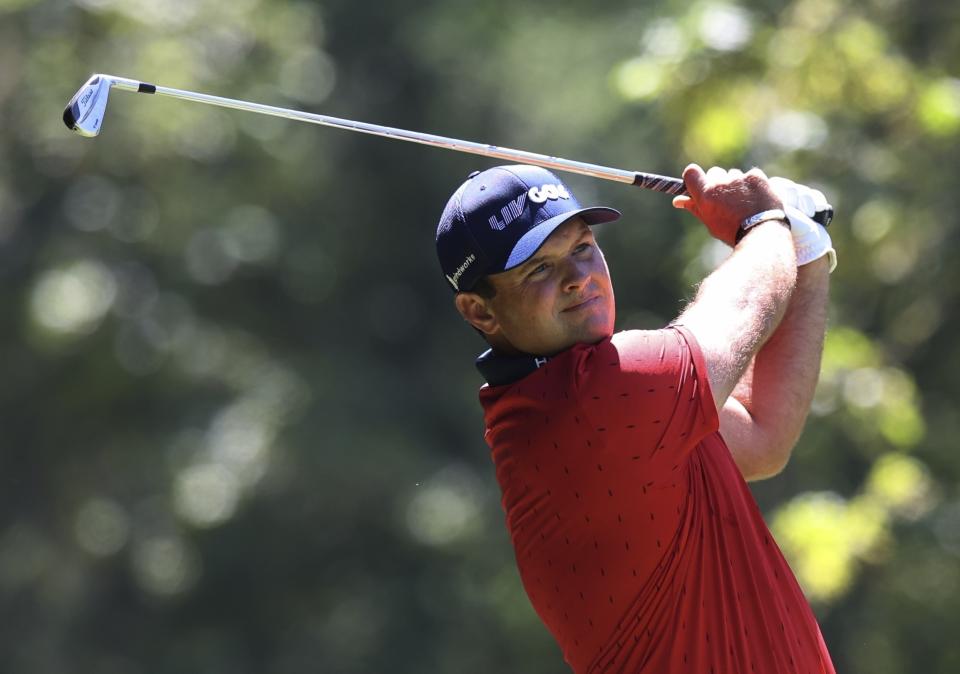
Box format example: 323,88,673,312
769,177,838,272
672,164,785,246
769,176,831,220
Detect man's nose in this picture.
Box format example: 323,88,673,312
562,258,590,292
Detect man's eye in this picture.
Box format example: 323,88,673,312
528,263,549,277
574,243,591,254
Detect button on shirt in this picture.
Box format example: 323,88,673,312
478,327,835,674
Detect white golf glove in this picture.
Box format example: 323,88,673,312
770,177,837,273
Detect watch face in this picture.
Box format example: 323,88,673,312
742,209,787,230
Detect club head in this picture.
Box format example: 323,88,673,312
63,74,113,137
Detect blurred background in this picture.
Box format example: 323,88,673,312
1,0,959,671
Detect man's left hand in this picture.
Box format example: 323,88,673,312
770,177,837,272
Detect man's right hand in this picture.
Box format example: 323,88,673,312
672,164,785,246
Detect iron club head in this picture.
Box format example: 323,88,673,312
63,74,113,137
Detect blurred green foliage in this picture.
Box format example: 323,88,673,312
1,0,959,672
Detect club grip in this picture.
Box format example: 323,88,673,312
632,172,687,195
632,172,833,227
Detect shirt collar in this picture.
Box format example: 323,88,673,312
475,348,551,386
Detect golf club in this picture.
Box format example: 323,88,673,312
63,74,832,226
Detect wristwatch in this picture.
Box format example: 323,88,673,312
736,209,789,243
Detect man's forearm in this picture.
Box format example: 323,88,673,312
732,257,830,457
678,221,797,410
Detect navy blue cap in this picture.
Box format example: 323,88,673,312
436,165,620,292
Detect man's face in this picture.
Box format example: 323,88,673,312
473,217,616,356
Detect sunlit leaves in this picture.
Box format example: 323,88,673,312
405,465,485,547
916,78,960,137
851,199,896,245
278,47,337,105
772,492,888,601
683,105,751,162
865,453,934,518
130,534,201,597
763,110,828,151
816,327,926,450
821,326,881,375
74,498,131,557
0,0,38,12
29,259,117,338
173,463,242,528
697,2,754,52
611,58,664,103
184,205,282,284
773,451,935,602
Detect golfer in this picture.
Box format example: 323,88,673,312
436,163,837,673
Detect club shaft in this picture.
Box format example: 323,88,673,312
106,76,687,195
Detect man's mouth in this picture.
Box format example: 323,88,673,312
563,295,600,312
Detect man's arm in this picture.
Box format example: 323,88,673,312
675,224,796,408
671,165,798,411
719,257,830,480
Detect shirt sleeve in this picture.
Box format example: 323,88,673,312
571,326,720,472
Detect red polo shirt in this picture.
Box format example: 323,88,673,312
478,327,835,674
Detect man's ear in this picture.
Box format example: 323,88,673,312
454,292,499,336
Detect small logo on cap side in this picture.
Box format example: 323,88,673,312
446,253,477,291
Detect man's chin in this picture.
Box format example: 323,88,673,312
581,325,614,345
547,324,613,355
574,310,615,341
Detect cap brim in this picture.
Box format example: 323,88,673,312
503,206,620,270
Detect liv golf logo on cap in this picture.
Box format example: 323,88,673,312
488,183,571,231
